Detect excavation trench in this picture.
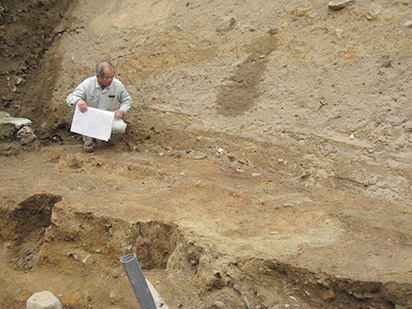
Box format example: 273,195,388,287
0,193,410,308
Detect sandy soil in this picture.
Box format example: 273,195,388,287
1,0,412,308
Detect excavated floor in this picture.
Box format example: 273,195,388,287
1,141,411,308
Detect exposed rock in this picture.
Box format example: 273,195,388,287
26,291,62,309
0,123,15,139
328,0,354,11
367,4,382,20
0,111,35,144
17,126,37,145
213,300,225,308
216,16,236,32
0,111,32,129
403,20,412,28
403,120,412,133
109,290,122,304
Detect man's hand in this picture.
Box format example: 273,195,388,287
77,99,88,113
114,110,124,119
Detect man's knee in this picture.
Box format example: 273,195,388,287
112,119,127,135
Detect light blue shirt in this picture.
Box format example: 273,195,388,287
66,76,132,114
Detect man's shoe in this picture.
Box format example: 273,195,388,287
107,140,116,147
83,141,95,152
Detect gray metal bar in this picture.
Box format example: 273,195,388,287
121,254,156,309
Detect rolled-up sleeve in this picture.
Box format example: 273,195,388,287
66,81,87,107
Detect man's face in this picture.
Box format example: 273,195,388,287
97,66,115,87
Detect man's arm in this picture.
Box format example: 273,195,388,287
117,81,132,115
66,81,88,112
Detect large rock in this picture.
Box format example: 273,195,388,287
17,126,37,145
26,291,62,309
0,111,36,143
0,111,32,129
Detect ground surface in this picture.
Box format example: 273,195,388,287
1,0,412,308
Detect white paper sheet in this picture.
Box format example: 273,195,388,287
70,105,114,141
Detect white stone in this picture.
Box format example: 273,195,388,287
328,0,353,11
366,4,381,20
17,126,37,145
403,20,412,28
216,16,236,32
26,291,62,309
0,111,32,129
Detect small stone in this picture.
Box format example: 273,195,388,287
328,0,353,11
82,254,91,264
366,4,381,20
214,301,225,308
350,133,354,140
322,290,336,301
301,171,311,179
109,290,122,304
194,154,207,160
227,154,236,162
158,152,164,157
15,76,24,86
26,291,62,309
403,20,412,27
235,168,244,173
216,16,236,32
252,173,262,177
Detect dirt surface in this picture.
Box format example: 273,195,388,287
1,0,412,308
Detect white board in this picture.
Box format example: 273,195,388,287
70,105,114,141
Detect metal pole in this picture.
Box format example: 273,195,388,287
121,254,156,309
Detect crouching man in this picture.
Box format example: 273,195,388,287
66,61,132,152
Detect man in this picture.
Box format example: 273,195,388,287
66,61,132,152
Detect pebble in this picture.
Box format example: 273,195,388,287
328,0,353,11
403,20,412,28
251,173,262,177
26,291,62,309
227,154,236,162
366,4,381,20
216,16,236,32
109,290,122,304
194,154,208,160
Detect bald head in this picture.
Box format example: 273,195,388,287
96,61,115,88
96,61,114,78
